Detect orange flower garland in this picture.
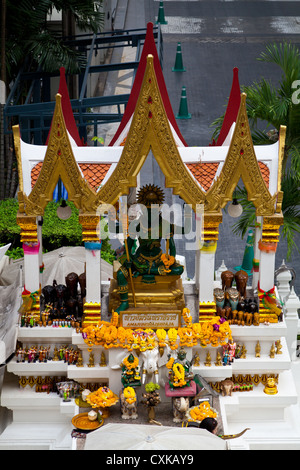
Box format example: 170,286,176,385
86,386,118,409
123,387,137,404
189,401,217,422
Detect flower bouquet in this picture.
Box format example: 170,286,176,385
86,386,119,418
187,401,218,424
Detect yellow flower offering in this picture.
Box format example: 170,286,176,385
123,387,136,404
172,362,186,387
86,386,118,409
189,401,217,422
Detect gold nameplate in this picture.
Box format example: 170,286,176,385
120,310,181,329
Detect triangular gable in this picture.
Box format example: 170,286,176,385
24,94,95,214
109,22,187,148
205,93,279,215
46,67,84,147
94,54,205,210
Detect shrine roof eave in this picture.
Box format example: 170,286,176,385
181,138,280,196
16,126,281,199
16,129,123,197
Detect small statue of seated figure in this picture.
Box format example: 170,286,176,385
115,185,184,313
168,347,194,389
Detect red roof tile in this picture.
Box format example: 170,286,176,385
31,162,111,191
186,161,270,191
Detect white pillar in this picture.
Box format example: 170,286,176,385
82,241,102,325
259,249,276,292
285,287,300,360
23,242,40,293
37,216,44,287
198,241,217,317
85,243,101,303
252,216,262,290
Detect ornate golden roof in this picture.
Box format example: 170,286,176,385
14,54,284,220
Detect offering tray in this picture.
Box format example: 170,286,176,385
187,405,218,424
72,412,104,431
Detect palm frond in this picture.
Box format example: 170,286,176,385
258,42,300,84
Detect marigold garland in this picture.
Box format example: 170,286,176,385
86,386,118,409
123,386,136,404
189,401,217,422
172,362,186,387
81,317,231,350
122,355,139,370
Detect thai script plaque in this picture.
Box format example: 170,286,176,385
121,311,180,328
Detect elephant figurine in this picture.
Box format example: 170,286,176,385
253,312,260,326
235,270,248,298
221,270,234,290
78,272,86,299
237,311,244,326
119,389,138,420
42,285,56,305
220,378,234,397
140,347,160,384
65,272,79,298
172,396,190,423
245,311,253,326
53,280,68,311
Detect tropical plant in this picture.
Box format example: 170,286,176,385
0,1,104,200
211,42,300,260
2,0,104,86
0,198,115,263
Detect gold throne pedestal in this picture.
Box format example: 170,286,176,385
108,273,185,328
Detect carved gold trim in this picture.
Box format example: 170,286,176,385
79,214,100,242
19,94,96,216
205,93,278,216
261,214,284,244
15,60,283,222
82,301,101,327
202,212,222,242
17,215,38,243
93,55,207,211
13,125,24,194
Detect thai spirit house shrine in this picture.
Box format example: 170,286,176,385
1,23,299,450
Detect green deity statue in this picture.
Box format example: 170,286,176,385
115,185,184,313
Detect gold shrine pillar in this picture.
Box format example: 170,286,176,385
257,213,284,322
79,214,102,326
17,215,41,320
197,212,222,320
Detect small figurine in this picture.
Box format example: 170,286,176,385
240,345,247,359
204,352,211,367
76,351,84,367
275,340,282,354
52,346,60,361
193,352,200,367
120,387,138,420
215,351,222,366
264,377,278,395
235,343,243,359
88,352,95,367
269,343,276,358
255,341,261,358
100,351,107,367
253,312,260,326
222,349,229,366
227,339,236,363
